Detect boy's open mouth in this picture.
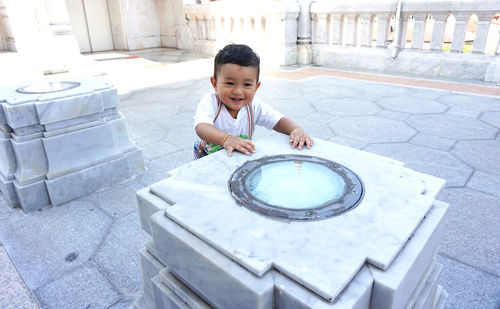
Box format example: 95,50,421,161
231,97,244,102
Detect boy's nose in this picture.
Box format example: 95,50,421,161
233,86,243,95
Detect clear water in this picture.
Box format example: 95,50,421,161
244,160,346,209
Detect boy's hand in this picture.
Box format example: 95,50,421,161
223,135,256,156
289,128,313,150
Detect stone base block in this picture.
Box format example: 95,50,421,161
141,201,448,309
151,275,191,309
14,179,50,212
150,211,275,309
45,156,129,206
158,268,211,308
137,187,172,235
485,57,500,83
125,149,145,177
139,246,166,309
0,174,19,207
369,200,448,309
274,268,373,309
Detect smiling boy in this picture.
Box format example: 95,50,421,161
194,44,313,159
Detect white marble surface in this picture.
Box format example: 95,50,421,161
149,133,444,301
369,200,448,309
0,78,144,210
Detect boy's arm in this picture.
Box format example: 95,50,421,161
195,123,256,156
273,117,313,150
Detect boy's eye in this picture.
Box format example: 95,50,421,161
225,82,234,85
244,83,252,87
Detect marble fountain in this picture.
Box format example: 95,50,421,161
134,133,448,308
0,80,143,211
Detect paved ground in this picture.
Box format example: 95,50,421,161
0,48,499,309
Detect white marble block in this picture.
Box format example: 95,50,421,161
0,79,144,211
136,134,448,308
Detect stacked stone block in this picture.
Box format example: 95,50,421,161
133,136,448,308
0,79,144,212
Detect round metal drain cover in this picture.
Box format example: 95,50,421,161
17,81,81,94
228,154,364,221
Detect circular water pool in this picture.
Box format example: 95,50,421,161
228,154,364,221
17,81,80,94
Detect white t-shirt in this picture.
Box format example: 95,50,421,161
194,92,283,138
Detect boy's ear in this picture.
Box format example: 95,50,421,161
256,81,261,91
210,76,217,89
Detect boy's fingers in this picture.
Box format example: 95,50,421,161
245,141,256,151
298,137,305,150
306,137,313,148
237,145,250,155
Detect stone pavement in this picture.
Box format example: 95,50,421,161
0,48,499,308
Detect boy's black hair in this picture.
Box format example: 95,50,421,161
214,44,260,81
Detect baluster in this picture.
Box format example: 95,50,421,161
311,13,328,44
360,14,373,47
497,34,500,55
430,13,447,51
411,13,427,50
345,14,357,46
376,13,390,48
450,12,469,52
202,16,208,40
472,13,492,54
328,14,343,45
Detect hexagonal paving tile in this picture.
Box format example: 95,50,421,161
479,111,500,129
356,83,415,98
34,263,122,309
0,200,112,290
330,116,416,143
313,98,381,116
93,212,151,295
377,96,448,114
438,94,500,112
364,143,473,187
407,114,497,140
271,99,316,119
452,140,500,175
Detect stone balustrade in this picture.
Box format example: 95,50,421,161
184,0,300,66
310,0,500,82
181,0,499,83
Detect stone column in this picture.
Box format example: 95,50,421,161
297,0,313,64
376,13,390,48
430,13,447,52
450,12,469,53
471,13,492,54
411,13,427,50
360,14,373,47
395,13,408,51
297,0,313,44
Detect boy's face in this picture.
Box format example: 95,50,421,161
210,63,261,118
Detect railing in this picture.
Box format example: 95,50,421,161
182,0,499,82
184,1,300,66
310,0,500,81
311,0,499,54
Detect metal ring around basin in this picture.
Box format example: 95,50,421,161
228,154,364,221
17,81,81,94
